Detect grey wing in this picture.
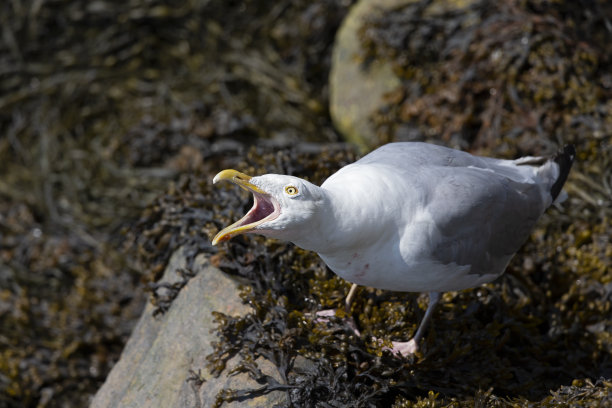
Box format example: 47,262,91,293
357,142,538,183
358,142,482,168
426,167,546,277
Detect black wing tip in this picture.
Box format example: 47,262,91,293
559,144,576,161
550,144,576,200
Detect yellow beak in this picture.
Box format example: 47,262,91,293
212,169,267,194
211,169,278,245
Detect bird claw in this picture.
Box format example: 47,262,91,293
375,337,419,357
385,339,419,357
315,310,418,357
314,309,337,319
312,309,361,337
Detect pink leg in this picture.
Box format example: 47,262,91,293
383,292,441,357
315,283,361,336
315,288,442,358
316,283,359,316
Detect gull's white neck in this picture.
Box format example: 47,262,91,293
288,176,398,256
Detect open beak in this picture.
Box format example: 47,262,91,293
212,169,280,245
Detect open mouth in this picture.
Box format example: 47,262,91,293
212,170,280,245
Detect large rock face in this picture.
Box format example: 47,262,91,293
329,0,405,150
91,248,287,407
329,0,480,149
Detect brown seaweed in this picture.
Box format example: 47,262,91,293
0,0,353,406
1,0,610,406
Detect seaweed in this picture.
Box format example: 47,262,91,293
2,0,610,406
359,0,611,156
0,0,353,406
199,141,610,406
203,208,611,406
198,0,611,406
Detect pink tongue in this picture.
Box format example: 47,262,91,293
251,196,274,221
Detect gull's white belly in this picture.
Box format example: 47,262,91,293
318,244,503,293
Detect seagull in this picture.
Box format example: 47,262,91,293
211,142,575,356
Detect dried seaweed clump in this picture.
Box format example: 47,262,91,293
0,201,144,407
206,200,611,407
201,2,611,404
0,0,353,406
206,196,611,407
359,0,611,156
202,138,611,406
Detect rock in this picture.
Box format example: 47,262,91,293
91,247,287,407
329,0,406,150
329,0,479,149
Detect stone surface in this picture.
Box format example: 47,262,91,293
91,248,287,407
329,0,406,150
330,0,479,149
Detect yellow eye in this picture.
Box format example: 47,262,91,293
285,186,298,195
